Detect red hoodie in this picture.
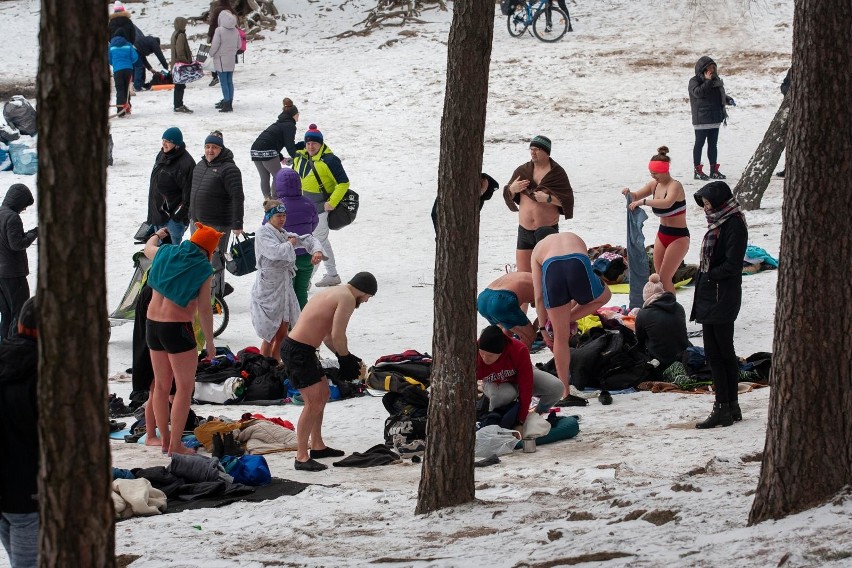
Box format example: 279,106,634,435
476,337,533,423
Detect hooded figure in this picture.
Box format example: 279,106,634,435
208,10,240,73
275,168,320,308
0,184,38,339
688,55,735,180
635,290,690,372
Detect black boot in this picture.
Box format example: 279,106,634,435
211,433,225,459
710,163,726,179
218,100,233,113
214,99,225,109
694,164,710,181
222,431,243,456
696,402,733,429
730,400,742,422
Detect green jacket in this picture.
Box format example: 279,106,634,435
293,144,350,208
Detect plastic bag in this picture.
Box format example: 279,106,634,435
474,425,521,458
193,376,244,404
3,96,37,136
523,412,552,439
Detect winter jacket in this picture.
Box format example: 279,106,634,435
0,184,37,278
108,11,136,42
171,17,193,67
275,172,318,255
209,10,240,73
690,183,748,324
251,113,297,161
0,335,39,514
293,144,350,212
147,145,196,226
132,26,168,70
207,1,232,42
688,56,728,127
109,35,139,72
189,147,245,230
635,292,690,369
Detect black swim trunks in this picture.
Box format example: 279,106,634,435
516,224,559,250
146,320,196,354
280,337,324,389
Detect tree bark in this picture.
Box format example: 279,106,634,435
416,0,493,515
37,1,115,565
748,0,852,525
734,95,790,210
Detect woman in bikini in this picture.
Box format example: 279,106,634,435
622,146,689,294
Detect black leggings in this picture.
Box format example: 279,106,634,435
702,322,738,404
693,128,720,166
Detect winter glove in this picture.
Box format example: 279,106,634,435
26,227,38,240
337,353,362,381
726,95,736,106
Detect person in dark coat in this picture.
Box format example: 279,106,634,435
251,98,299,199
132,25,169,91
108,1,136,43
688,56,735,181
431,173,498,234
690,181,748,429
147,127,196,244
635,273,690,374
0,297,39,567
274,168,319,308
170,17,194,113
189,131,244,297
0,184,37,339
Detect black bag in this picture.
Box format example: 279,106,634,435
308,158,359,230
225,232,256,276
500,0,518,16
382,388,428,444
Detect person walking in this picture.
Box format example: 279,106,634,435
251,98,299,198
147,127,195,244
189,131,244,298
274,168,319,309
622,146,690,293
689,56,735,180
170,17,194,113
208,9,240,113
0,184,38,340
691,181,748,429
293,124,349,287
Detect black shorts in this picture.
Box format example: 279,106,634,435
146,320,196,354
516,224,559,250
280,337,324,390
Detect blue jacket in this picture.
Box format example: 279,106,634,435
109,36,139,72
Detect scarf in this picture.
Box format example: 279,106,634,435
699,197,747,271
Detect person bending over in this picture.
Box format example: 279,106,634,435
477,271,537,348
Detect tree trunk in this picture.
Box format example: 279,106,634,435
37,1,115,565
734,95,790,210
416,0,493,515
748,0,852,525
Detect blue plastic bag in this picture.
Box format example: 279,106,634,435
221,454,272,486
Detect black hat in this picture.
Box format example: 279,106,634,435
478,325,507,354
348,272,377,295
17,297,37,339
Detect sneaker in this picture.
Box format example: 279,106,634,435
174,105,193,113
393,435,425,458
314,274,341,287
209,76,220,87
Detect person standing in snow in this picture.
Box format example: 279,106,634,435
689,56,736,180
170,17,194,113
251,98,300,199
147,127,195,244
0,184,38,340
207,0,233,88
108,28,138,117
274,168,320,309
691,181,748,429
250,199,324,361
208,9,241,113
293,124,349,287
132,25,169,91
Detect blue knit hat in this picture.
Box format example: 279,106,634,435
204,130,224,148
162,127,184,148
304,123,323,144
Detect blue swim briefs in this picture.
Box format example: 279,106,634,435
541,253,605,309
476,288,530,329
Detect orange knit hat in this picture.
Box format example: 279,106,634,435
190,222,225,259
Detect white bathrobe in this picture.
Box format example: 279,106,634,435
250,223,323,342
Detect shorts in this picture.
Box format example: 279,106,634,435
146,320,196,354
516,224,559,250
657,225,690,247
541,253,605,309
477,288,529,329
280,337,324,389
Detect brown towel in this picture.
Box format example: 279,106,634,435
502,158,574,219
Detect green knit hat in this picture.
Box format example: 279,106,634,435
530,135,552,155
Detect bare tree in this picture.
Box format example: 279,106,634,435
416,0,493,515
734,95,789,210
36,0,115,565
749,0,852,524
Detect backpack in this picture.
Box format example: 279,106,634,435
367,368,427,393
500,0,518,16
382,387,428,444
237,27,247,55
570,326,651,391
238,352,285,401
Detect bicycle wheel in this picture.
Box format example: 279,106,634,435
212,295,229,337
533,6,568,42
507,3,530,38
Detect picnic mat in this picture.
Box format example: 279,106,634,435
166,477,311,514
608,278,692,295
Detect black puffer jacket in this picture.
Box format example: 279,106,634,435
108,11,136,42
0,335,39,514
189,148,244,230
688,56,728,126
147,145,196,226
250,113,297,160
635,292,690,369
690,182,748,324
0,184,37,278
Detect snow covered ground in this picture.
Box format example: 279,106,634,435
3,0,850,567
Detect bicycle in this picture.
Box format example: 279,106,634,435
506,0,570,43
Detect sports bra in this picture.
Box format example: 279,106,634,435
652,199,687,217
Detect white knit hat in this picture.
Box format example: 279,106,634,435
642,273,666,307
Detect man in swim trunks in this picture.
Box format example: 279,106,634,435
281,271,377,472
144,222,220,456
477,271,537,348
532,232,612,397
503,135,575,273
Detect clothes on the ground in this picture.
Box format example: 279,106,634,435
332,445,401,468
635,292,691,370
503,158,574,219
